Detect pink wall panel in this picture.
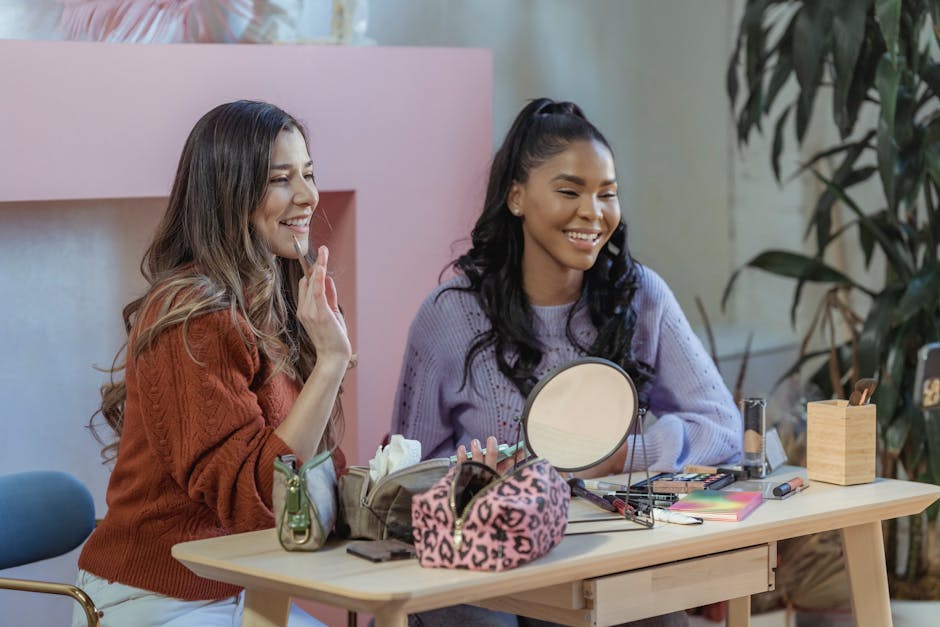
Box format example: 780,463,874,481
0,40,492,465
0,40,490,626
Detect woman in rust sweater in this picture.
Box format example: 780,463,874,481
74,101,351,626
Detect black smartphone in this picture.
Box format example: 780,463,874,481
914,342,940,410
346,539,416,563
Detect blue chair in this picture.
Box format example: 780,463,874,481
0,470,102,626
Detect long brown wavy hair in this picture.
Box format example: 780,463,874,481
92,100,343,461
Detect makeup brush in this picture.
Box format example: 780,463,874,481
849,378,877,405
857,378,877,404
291,235,310,275
568,478,618,513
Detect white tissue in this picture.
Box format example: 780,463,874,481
368,434,422,482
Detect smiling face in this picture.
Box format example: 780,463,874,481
508,139,621,304
250,127,319,260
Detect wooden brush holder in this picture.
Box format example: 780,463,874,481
806,399,876,486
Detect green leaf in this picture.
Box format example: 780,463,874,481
795,90,815,144
925,408,940,485
738,81,765,143
895,267,940,324
859,217,876,266
875,53,901,212
885,415,911,455
875,0,901,59
858,209,902,270
831,0,873,137
858,288,900,379
721,247,866,314
793,3,832,141
792,2,829,89
802,135,875,253
844,26,881,134
932,1,940,47
923,63,940,100
791,129,876,181
872,325,908,428
895,266,940,322
747,250,862,284
809,169,914,280
877,115,899,213
876,53,901,133
812,166,878,253
771,106,791,183
743,0,770,88
728,37,743,110
732,0,772,144
925,117,940,190
789,276,808,327
908,404,928,466
764,14,797,114
727,61,741,114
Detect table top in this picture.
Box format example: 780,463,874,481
173,474,940,616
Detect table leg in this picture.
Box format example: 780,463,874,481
842,522,893,627
372,609,408,627
726,596,750,627
241,587,291,627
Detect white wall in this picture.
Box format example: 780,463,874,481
370,1,737,329
367,0,822,396
0,198,164,624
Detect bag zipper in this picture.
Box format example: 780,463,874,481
274,455,310,544
274,451,332,545
448,459,542,551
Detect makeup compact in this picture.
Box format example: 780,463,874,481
520,357,655,529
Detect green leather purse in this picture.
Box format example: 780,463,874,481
273,451,337,551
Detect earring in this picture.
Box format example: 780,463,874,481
511,207,521,216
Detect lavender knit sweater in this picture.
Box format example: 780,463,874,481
391,267,742,472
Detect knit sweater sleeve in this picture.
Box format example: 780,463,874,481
391,292,458,460
134,309,293,532
624,272,742,472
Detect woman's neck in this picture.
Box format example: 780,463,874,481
522,269,583,307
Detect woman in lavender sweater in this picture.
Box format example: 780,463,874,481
392,98,740,476
391,99,740,627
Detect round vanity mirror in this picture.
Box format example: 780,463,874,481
521,357,638,472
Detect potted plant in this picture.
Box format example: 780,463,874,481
726,0,940,600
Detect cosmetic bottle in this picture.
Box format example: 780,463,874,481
739,397,767,478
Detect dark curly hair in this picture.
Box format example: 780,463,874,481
446,98,654,402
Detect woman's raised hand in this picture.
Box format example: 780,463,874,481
297,245,352,365
456,435,527,475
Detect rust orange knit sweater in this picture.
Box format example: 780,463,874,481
79,305,344,600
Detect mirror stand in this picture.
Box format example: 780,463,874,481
621,408,655,529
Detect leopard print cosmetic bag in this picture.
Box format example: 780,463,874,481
411,459,568,571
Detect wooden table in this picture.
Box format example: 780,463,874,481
173,475,940,627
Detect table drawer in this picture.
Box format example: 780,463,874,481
476,543,776,626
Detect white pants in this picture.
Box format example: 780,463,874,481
72,570,326,627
